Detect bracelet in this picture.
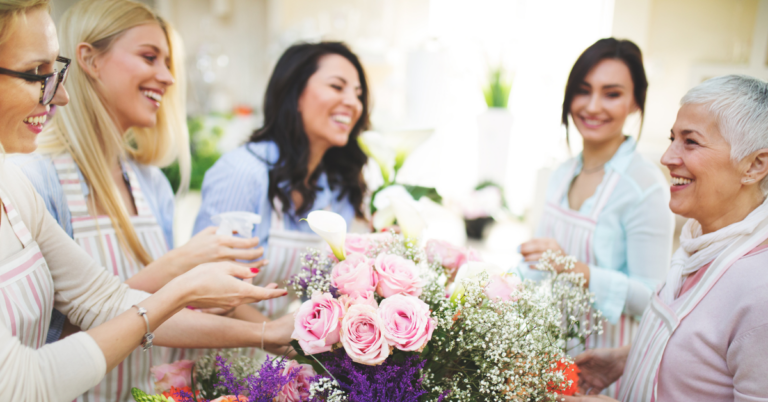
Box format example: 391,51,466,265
132,305,154,351
261,321,266,350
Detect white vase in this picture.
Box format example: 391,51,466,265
476,108,513,185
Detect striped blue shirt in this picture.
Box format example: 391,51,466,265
9,153,175,343
193,141,357,246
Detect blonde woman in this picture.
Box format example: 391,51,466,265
0,1,288,401
11,0,289,400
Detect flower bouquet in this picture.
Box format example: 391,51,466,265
284,210,602,401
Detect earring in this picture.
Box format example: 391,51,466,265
743,177,754,183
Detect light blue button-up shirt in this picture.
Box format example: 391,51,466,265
193,141,357,247
536,137,675,323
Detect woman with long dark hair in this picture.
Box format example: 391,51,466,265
518,38,674,396
194,41,369,317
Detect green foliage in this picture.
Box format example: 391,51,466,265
369,184,443,215
482,67,513,109
162,114,230,192
131,388,169,402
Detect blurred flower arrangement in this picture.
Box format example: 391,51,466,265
283,211,602,401
358,130,442,231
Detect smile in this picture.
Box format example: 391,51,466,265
331,114,351,124
580,116,608,128
23,114,47,127
671,176,693,186
142,90,163,103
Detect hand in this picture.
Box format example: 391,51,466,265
573,347,630,395
519,238,563,263
559,395,619,402
170,262,288,310
263,313,296,354
199,284,279,316
171,226,268,272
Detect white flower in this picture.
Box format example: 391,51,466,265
391,196,426,239
371,185,426,239
306,211,347,261
450,262,505,304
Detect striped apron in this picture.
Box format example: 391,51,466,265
256,198,324,318
53,154,168,402
0,188,55,350
539,160,638,398
619,217,768,402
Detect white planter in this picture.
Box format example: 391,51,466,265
476,108,513,185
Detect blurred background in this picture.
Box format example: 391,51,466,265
51,0,768,267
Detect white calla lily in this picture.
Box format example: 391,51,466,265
306,210,347,261
391,196,426,239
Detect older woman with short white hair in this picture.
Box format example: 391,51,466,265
565,74,768,401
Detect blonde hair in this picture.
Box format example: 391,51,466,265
37,0,190,265
0,0,51,155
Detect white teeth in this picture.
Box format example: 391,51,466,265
24,114,47,125
332,114,351,124
672,177,693,186
584,119,603,125
142,90,162,102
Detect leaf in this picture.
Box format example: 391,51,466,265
403,185,442,205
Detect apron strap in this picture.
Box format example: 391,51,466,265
122,161,153,218
0,187,34,247
589,170,621,220
52,153,90,218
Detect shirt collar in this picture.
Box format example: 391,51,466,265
576,136,636,175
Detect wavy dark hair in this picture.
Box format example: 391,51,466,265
249,42,369,219
562,38,648,145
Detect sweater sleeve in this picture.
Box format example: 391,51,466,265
0,164,149,401
728,323,768,401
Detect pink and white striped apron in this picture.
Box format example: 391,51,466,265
619,216,768,402
53,154,168,402
256,198,324,318
539,160,638,398
0,187,55,350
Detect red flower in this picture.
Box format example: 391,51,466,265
547,360,580,396
162,386,200,400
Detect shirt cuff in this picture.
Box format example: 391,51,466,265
588,265,629,324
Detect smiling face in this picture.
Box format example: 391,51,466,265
298,54,363,151
570,58,638,145
88,23,173,132
0,7,69,153
661,103,756,227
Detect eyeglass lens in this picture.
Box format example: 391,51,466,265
42,74,57,104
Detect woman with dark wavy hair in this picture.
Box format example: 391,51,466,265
194,41,369,317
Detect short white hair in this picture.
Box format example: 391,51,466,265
681,75,768,194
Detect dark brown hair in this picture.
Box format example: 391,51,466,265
562,38,648,145
249,42,369,219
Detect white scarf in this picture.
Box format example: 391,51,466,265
662,196,768,303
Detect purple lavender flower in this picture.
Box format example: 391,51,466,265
317,350,429,402
213,355,300,402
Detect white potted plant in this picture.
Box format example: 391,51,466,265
477,67,513,187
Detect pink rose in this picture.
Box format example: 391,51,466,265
277,359,316,402
338,290,379,312
378,294,436,352
426,239,482,271
485,273,522,302
331,253,379,296
291,292,344,354
150,360,194,393
340,304,391,365
344,233,390,255
374,254,422,298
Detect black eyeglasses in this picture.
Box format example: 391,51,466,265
0,56,71,105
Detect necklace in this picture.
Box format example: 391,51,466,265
580,163,605,175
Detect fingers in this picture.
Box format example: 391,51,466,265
246,284,288,303
264,283,278,289
573,350,593,365
221,247,266,262
222,234,261,249
200,226,218,235
223,262,260,280
519,238,560,256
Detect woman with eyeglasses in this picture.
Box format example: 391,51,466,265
9,0,296,400
0,1,289,401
